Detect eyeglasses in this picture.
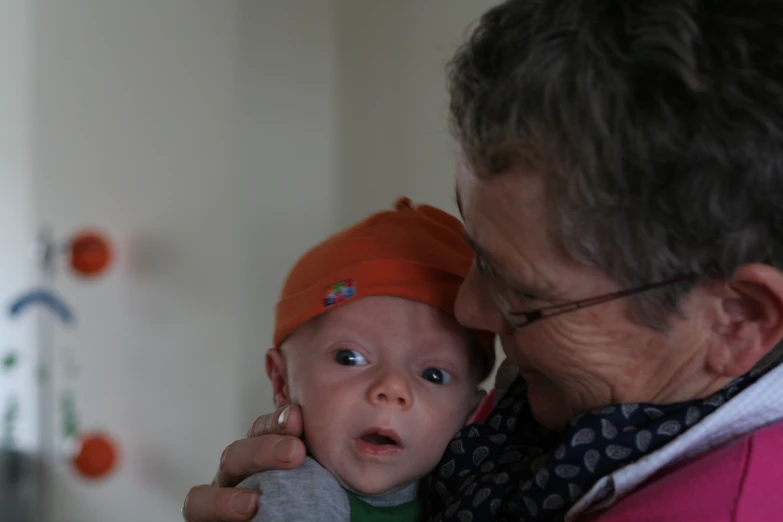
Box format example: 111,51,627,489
476,256,694,330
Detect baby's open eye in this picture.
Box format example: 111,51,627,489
334,349,367,366
420,367,453,385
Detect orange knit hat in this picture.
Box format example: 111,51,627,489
274,197,496,376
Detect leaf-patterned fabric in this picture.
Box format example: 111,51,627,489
425,371,760,522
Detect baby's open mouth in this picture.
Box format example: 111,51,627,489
358,428,402,447
361,433,398,445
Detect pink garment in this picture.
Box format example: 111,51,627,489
470,388,783,521
467,388,495,425
583,419,783,522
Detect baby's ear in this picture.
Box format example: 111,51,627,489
266,347,290,408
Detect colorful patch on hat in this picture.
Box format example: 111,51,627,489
324,279,356,307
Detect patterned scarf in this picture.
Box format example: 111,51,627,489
424,371,760,522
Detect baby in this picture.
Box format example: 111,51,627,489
238,197,495,521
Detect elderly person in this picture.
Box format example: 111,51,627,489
182,1,783,521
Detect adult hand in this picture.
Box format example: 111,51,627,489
181,404,306,522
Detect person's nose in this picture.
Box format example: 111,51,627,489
367,369,413,410
455,263,513,336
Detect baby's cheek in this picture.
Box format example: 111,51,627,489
424,402,467,445
285,372,308,405
299,406,340,466
288,374,329,409
298,382,355,439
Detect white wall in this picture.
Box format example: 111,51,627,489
235,0,339,433
1,1,500,521
0,0,37,452
24,1,338,521
30,2,246,520
336,0,498,225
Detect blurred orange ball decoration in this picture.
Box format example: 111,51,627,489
73,432,118,479
69,230,112,277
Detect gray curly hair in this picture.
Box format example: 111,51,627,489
448,0,783,370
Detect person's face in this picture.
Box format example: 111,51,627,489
453,153,726,430
267,295,484,496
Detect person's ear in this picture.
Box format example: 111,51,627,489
266,347,290,408
707,263,783,377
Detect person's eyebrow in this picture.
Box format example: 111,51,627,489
454,188,560,300
455,185,552,297
463,233,484,260
463,232,501,277
462,219,556,299
455,187,495,269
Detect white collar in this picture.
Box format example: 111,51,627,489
566,362,783,520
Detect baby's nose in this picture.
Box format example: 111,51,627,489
368,372,412,409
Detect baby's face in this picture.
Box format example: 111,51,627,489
269,295,484,496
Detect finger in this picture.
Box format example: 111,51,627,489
213,434,306,487
247,404,303,438
182,484,259,522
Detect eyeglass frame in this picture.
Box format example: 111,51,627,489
477,262,695,330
